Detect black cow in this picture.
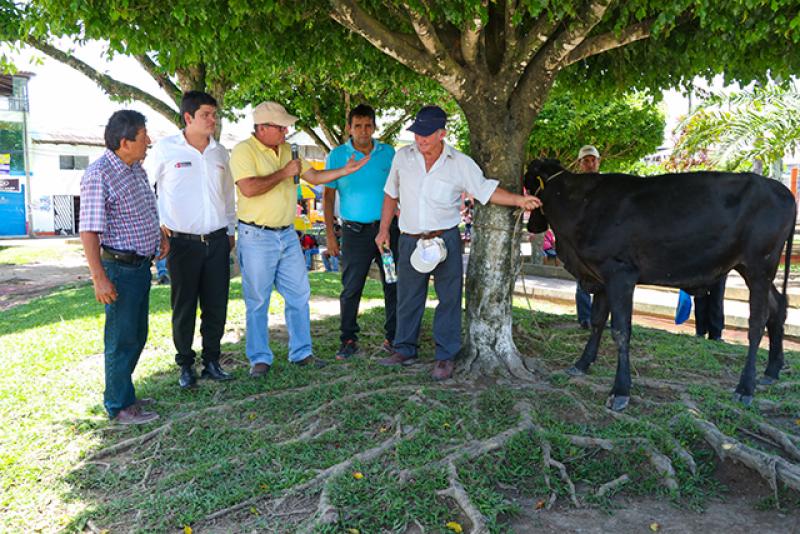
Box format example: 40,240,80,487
524,159,796,411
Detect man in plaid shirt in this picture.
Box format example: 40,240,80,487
79,110,169,425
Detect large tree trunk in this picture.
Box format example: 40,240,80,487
460,106,536,379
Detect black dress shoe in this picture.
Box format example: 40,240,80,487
201,361,234,381
179,365,198,389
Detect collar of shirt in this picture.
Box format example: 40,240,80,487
406,142,457,174
344,138,385,157
105,148,143,174
172,132,218,152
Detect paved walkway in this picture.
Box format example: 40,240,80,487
515,270,800,337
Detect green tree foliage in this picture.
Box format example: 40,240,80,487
452,89,664,171
673,82,800,175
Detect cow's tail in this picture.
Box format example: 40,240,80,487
783,222,794,299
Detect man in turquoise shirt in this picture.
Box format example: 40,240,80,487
324,104,398,359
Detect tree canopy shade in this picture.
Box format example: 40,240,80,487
4,0,448,147
6,0,800,377
324,0,800,377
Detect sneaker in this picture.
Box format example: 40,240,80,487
336,340,360,360
114,404,159,425
293,355,327,368
249,363,270,378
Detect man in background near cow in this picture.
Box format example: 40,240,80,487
575,144,601,329
324,104,398,360
694,276,728,340
231,101,370,378
375,105,542,381
146,91,237,390
79,110,168,425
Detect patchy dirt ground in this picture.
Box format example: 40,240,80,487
4,241,800,533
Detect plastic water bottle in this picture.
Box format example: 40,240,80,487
381,247,397,284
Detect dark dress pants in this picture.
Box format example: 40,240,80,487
168,232,230,366
339,218,399,343
102,258,151,419
576,281,592,324
394,227,462,361
695,275,727,340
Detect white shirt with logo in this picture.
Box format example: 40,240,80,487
145,133,236,236
384,142,498,234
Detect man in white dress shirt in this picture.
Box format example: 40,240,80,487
375,105,542,381
146,91,237,389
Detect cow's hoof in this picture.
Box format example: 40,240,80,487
607,395,630,412
757,375,779,386
565,366,585,377
732,392,754,406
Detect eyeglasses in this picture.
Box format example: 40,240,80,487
263,123,289,132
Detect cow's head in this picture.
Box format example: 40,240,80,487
523,159,565,195
524,159,564,233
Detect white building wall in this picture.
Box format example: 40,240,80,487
28,142,105,234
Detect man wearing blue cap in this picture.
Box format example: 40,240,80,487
375,105,542,381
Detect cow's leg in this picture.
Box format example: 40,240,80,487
759,284,786,385
567,290,610,376
734,278,771,405
605,274,636,412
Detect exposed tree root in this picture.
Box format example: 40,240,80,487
682,399,800,499
595,474,631,498
88,422,172,461
436,461,489,534
202,416,415,525
540,438,579,507
606,409,697,475
559,433,678,490
725,405,800,461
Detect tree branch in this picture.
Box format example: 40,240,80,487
312,98,342,148
460,1,487,67
497,12,561,99
302,126,332,154
27,38,181,127
133,52,182,105
563,19,653,66
510,0,612,122
329,0,434,77
378,111,412,144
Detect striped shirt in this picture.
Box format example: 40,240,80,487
79,149,160,256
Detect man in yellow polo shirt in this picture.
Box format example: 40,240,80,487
231,101,368,378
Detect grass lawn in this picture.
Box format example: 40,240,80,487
1,273,799,533
0,242,82,265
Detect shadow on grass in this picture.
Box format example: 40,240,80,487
5,272,799,532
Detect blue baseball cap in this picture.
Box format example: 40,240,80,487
407,105,447,136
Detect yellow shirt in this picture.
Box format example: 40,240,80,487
230,135,311,227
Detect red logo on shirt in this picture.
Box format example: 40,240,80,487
175,161,192,168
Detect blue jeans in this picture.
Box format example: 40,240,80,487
156,257,168,278
303,248,319,270
238,225,312,365
102,258,152,418
576,281,592,324
322,254,339,272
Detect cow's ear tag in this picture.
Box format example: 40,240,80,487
537,176,545,191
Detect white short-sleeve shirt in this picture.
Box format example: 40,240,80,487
384,142,498,234
144,133,236,236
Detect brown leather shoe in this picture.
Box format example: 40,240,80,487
431,360,455,381
135,397,156,408
114,405,159,425
378,351,417,366
250,363,270,378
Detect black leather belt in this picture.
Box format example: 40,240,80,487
239,220,291,231
101,247,153,265
170,227,227,242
